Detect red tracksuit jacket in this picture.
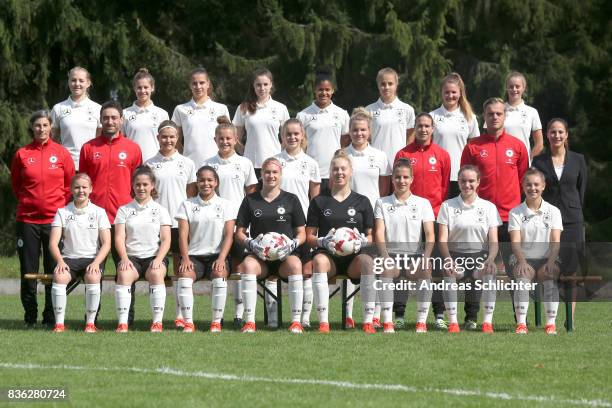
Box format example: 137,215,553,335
460,131,528,221
394,141,450,216
79,133,142,223
11,139,75,223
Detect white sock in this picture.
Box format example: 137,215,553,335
233,280,244,319
312,272,329,324
543,280,559,325
115,285,131,325
416,279,432,324
149,284,166,324
374,301,382,320
514,278,530,325
173,280,182,320
361,274,375,324
178,278,194,323
265,280,278,327
481,274,496,324
380,277,394,323
211,278,227,323
288,275,303,323
241,274,257,323
85,283,101,324
443,277,458,324
301,278,313,324
52,283,67,325
345,280,355,318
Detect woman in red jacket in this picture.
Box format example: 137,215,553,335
11,110,75,328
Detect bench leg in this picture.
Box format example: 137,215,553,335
342,280,347,330
277,279,282,329
565,284,574,332
534,301,542,327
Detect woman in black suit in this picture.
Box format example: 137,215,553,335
532,118,587,323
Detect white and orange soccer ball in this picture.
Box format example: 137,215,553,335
259,232,289,261
331,227,360,257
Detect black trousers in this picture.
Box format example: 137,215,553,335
16,222,54,325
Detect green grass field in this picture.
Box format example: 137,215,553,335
0,291,611,407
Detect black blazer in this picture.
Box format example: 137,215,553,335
532,150,587,224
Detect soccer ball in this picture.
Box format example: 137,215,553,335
259,232,289,261
331,227,360,257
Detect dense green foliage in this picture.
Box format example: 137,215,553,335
1,0,610,253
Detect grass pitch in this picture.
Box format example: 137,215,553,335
0,293,611,407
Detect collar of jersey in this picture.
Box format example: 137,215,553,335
68,96,90,108
256,97,273,109
189,98,211,109
216,153,237,164
521,199,547,216
281,149,304,161
347,144,370,156
69,200,91,215
440,105,462,117
377,97,399,109
196,194,217,206
505,101,525,112
311,101,334,113
392,193,412,206
457,194,479,210
159,151,179,161
131,101,155,113
133,199,153,211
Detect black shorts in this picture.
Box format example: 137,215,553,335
245,249,301,281
170,228,179,254
187,254,229,281
128,256,168,279
63,258,99,280
230,241,247,261
311,250,362,284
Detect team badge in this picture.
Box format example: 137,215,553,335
88,214,96,223
428,157,437,165
479,150,489,158
277,206,285,215
347,208,356,216
234,164,242,172
118,152,127,160
254,209,263,217
505,149,514,158
151,208,159,217
49,155,58,164
323,209,332,217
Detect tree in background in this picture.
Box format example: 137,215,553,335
0,0,610,254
